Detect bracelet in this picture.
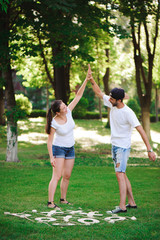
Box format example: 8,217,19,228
147,149,153,152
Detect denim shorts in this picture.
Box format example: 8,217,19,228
52,145,75,159
112,145,131,173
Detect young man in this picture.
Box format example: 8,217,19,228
88,65,156,213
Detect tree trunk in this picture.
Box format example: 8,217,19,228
0,10,19,162
103,48,110,95
38,35,71,105
6,122,18,162
134,56,151,140
54,63,70,104
155,87,159,122
97,68,102,119
0,87,5,125
128,1,160,140
98,96,102,119
46,84,49,114
103,45,110,126
141,106,151,140
131,21,153,140
5,65,19,162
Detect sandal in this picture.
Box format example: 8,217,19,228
60,198,71,205
47,201,59,209
126,203,137,208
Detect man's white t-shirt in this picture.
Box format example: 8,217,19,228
51,108,75,147
103,95,140,148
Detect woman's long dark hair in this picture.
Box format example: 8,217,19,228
46,100,62,134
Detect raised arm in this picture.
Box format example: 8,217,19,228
68,68,89,111
136,125,156,161
88,64,104,99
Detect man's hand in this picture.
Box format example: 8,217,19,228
148,151,156,161
86,64,93,81
136,125,157,162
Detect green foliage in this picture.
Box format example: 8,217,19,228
150,99,156,114
24,87,48,110
84,111,107,119
16,56,50,89
15,94,32,117
127,98,141,117
0,0,9,13
72,97,89,118
29,109,46,118
29,110,108,119
0,76,5,88
14,0,108,90
83,85,97,111
5,94,32,125
153,37,160,87
28,109,160,123
150,114,160,122
5,106,22,124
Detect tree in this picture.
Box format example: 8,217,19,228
0,0,32,161
20,0,106,104
153,38,160,122
0,8,19,161
118,0,160,139
15,54,52,110
0,2,7,126
0,70,5,125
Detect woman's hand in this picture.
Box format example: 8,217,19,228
50,157,56,167
68,65,91,111
86,64,93,81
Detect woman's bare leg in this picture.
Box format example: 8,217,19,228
60,158,75,202
48,158,64,202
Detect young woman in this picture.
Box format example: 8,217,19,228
46,69,90,208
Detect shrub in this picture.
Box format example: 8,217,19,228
28,110,108,119
29,109,46,117
127,98,141,117
150,99,156,114
15,94,32,118
150,114,160,122
72,97,89,118
83,85,97,111
27,109,159,122
81,112,108,119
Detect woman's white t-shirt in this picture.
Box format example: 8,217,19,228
103,95,140,148
51,108,75,147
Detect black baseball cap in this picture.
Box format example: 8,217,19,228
109,88,125,100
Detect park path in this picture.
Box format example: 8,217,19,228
74,127,160,158
18,118,160,158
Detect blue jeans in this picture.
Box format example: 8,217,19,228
112,145,131,173
52,145,75,159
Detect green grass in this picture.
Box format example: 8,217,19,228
0,118,160,239
150,121,160,132
75,119,111,136
0,164,160,240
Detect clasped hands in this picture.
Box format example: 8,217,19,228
86,64,93,82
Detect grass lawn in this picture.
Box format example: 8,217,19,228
0,118,160,240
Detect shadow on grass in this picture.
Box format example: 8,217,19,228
0,118,159,168
75,119,111,136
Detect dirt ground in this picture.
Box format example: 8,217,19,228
74,126,160,159
18,118,160,159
